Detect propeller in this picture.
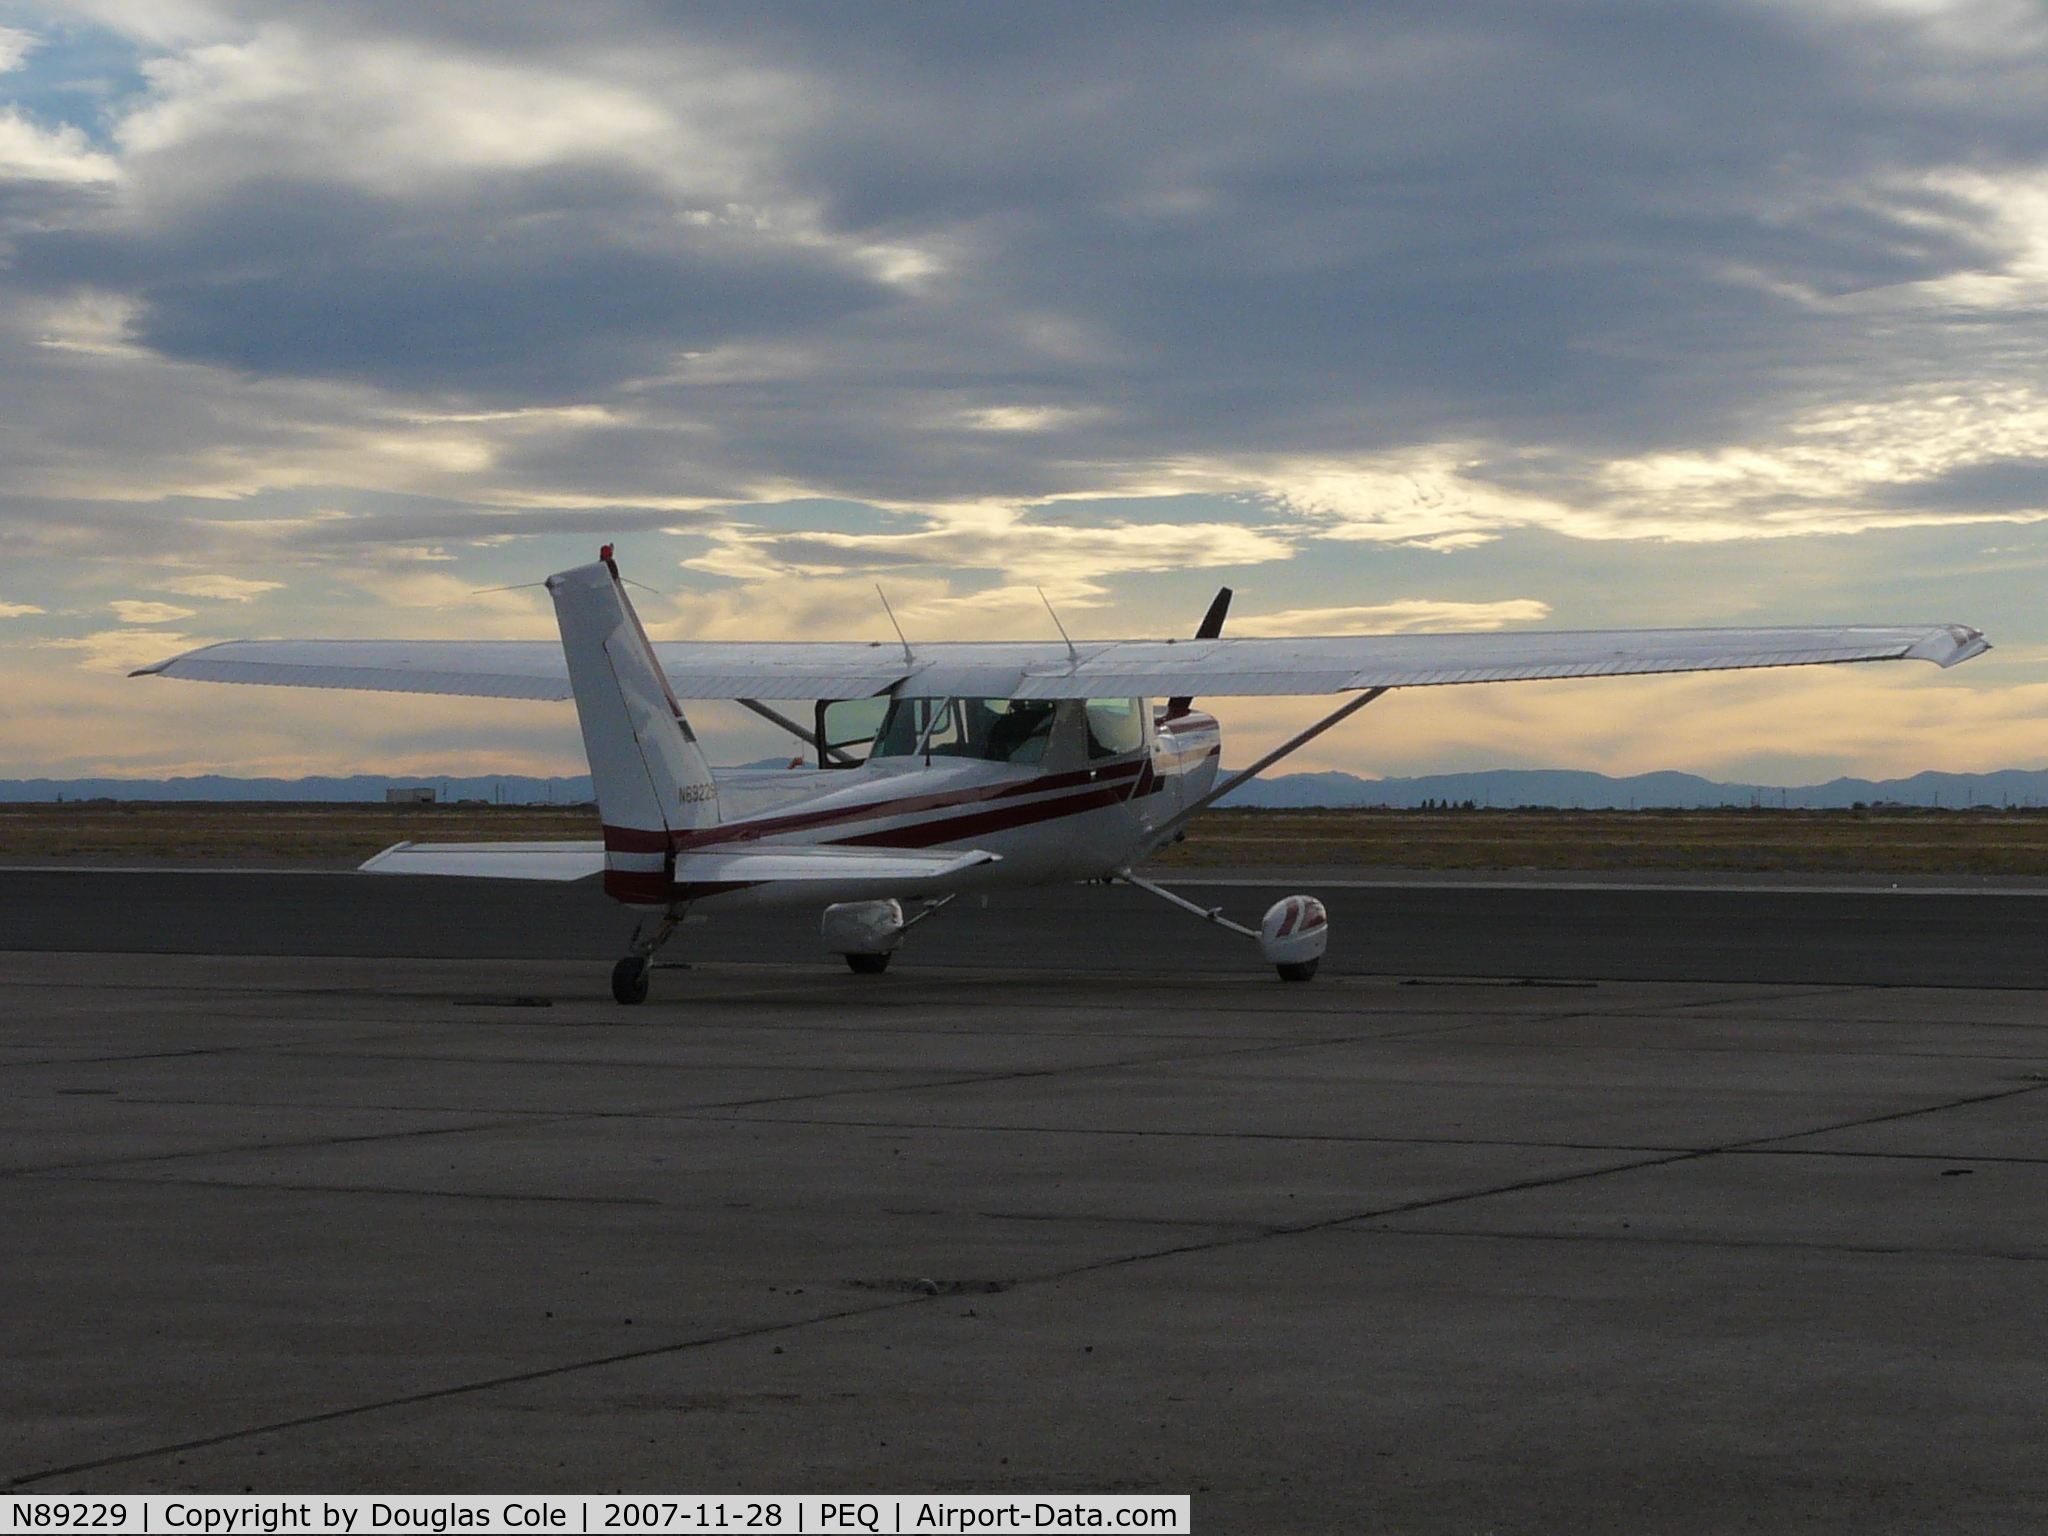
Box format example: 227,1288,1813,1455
1166,586,1231,718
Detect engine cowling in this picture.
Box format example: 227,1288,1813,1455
1259,895,1328,981
821,898,906,955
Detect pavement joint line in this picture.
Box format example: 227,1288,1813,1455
1735,1078,2048,1148
1157,876,2048,897
1331,1223,2048,1263
12,1030,2044,1488
667,1110,1966,1157
924,1076,2048,1306
40,1171,665,1206
1,1294,936,1492
0,1113,588,1179
9,1026,1400,1179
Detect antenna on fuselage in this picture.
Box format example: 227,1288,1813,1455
1037,587,1079,665
876,585,915,664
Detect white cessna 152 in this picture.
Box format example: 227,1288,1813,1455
136,549,1988,1002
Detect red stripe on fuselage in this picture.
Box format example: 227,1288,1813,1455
834,779,1136,848
642,758,1146,852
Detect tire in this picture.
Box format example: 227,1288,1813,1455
1275,959,1319,982
845,952,892,975
611,955,650,1004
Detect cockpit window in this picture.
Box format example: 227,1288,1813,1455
871,697,1058,764
1084,697,1145,759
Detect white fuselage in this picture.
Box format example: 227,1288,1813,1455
613,701,1222,910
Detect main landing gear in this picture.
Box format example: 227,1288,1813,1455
1112,869,1329,981
611,908,686,1005
821,895,957,975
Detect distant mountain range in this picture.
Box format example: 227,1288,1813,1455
0,774,600,804
6,766,2048,809
1214,767,2048,810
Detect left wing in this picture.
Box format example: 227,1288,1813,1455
137,623,1989,701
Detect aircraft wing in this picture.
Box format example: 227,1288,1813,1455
137,623,1988,701
358,840,997,885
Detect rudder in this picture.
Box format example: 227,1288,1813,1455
548,552,716,903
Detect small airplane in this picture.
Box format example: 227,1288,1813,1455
136,549,1989,1001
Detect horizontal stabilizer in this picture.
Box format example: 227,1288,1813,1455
359,839,1001,890
360,841,607,880
669,845,998,885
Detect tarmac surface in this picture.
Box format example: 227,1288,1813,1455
7,871,2048,1530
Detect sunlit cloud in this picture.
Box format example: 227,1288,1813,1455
1233,600,1553,636
39,628,217,673
683,506,1292,602
155,573,284,601
108,599,196,624
4,3,2048,781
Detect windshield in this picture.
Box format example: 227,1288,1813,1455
871,697,1058,764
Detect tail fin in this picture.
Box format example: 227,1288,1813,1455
548,554,716,901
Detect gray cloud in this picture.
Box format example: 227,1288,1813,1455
7,2,2048,520
1873,458,2048,514
14,172,891,399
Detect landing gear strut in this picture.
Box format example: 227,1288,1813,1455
612,908,685,1005
1112,869,1329,981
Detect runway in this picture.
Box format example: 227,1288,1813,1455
8,865,2048,985
7,871,2048,1528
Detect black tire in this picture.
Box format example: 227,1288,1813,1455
1275,958,1319,982
611,956,650,1004
845,952,892,975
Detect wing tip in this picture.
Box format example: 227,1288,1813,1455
1915,625,1992,668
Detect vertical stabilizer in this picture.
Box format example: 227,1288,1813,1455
548,555,716,901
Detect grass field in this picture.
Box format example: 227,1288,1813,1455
0,801,601,865
1145,806,2048,874
8,799,2048,874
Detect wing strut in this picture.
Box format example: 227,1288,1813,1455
1145,686,1391,853
734,697,857,765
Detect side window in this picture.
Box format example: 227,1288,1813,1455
1084,697,1144,759
815,697,889,768
871,698,965,758
983,700,1056,764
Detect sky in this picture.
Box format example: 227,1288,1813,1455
6,0,2048,782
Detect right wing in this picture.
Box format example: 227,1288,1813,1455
137,624,1989,701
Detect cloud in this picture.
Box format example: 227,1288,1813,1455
108,599,196,623
0,27,38,74
683,504,1292,598
40,628,216,673
6,4,2048,778
156,573,283,600
0,107,119,181
0,600,44,617
1233,600,1553,636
